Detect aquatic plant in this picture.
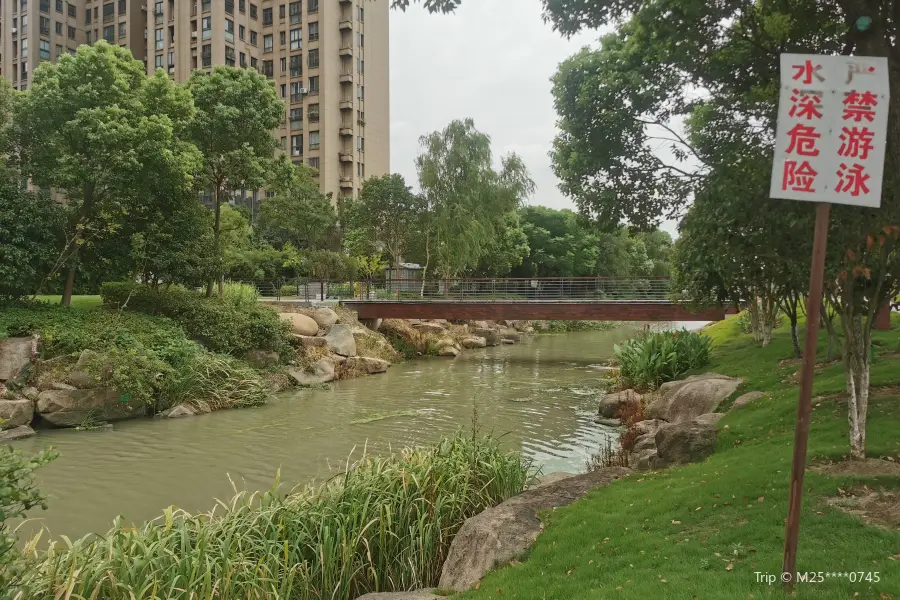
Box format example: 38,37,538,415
613,329,712,391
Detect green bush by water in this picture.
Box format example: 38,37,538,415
614,329,712,391
543,320,615,333
14,435,533,600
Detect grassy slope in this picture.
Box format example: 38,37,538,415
463,314,900,600
33,295,102,309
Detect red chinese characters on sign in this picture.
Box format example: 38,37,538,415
838,126,875,160
836,163,871,196
782,160,818,193
842,91,878,122
792,60,825,84
786,123,821,156
789,90,823,120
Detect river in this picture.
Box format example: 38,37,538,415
15,326,648,541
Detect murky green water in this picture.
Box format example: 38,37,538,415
15,327,647,540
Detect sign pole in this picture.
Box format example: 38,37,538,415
781,200,831,589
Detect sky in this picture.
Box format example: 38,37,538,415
388,0,597,212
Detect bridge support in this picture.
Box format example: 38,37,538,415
359,317,382,332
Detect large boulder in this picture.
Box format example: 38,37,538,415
244,350,280,369
0,337,33,382
694,412,725,426
324,324,357,357
598,389,642,419
36,388,145,427
354,591,439,600
165,404,197,418
287,358,336,386
654,420,717,467
632,418,665,437
292,334,328,348
645,373,742,423
281,313,320,336
344,356,390,375
438,467,631,591
413,322,445,334
0,398,34,430
303,307,339,328
630,448,660,471
438,344,460,357
473,328,501,347
461,336,487,349
731,391,766,411
500,328,522,342
0,425,36,441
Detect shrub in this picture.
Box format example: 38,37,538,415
100,282,293,358
222,282,260,309
614,329,712,391
16,435,532,600
280,284,299,297
544,320,615,333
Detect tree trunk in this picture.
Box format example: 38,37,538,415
748,299,761,342
420,230,430,298
61,264,76,307
61,183,95,307
842,312,870,459
208,185,222,298
758,292,778,347
789,312,801,358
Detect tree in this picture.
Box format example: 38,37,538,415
514,206,599,277
185,66,284,297
416,119,534,281
346,174,421,267
14,42,201,306
472,212,530,277
258,158,336,251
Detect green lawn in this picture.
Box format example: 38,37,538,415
33,295,102,309
463,314,900,599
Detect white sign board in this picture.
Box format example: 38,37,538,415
770,53,890,208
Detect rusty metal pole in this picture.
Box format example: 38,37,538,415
782,201,831,589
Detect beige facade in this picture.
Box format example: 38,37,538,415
0,0,390,203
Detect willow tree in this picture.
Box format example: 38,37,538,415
415,119,534,283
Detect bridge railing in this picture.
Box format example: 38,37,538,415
245,277,672,303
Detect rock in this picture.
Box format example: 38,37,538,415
354,591,439,600
632,434,657,452
694,412,724,426
344,356,390,374
0,337,33,382
731,391,766,411
413,322,445,334
630,448,659,471
330,354,347,365
50,382,77,391
0,398,33,429
632,419,665,437
596,417,622,427
324,324,357,357
500,339,515,345
65,370,96,389
500,328,522,342
438,467,631,591
244,350,280,369
74,349,98,370
0,425,36,441
281,313,320,336
473,320,490,330
645,373,742,423
287,358,336,386
598,389,642,419
461,337,487,349
293,334,328,348
21,387,39,401
523,326,536,335
473,328,501,346
654,420,717,467
438,344,460,357
303,307,339,328
534,472,575,488
36,388,145,427
166,404,196,418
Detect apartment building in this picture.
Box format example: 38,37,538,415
0,0,390,202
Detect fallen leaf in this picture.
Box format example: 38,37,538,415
660,579,668,583
616,586,623,591
715,552,721,557
696,506,703,511
758,497,765,503
567,570,573,576
726,563,734,571
671,520,681,525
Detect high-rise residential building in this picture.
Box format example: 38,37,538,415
0,0,389,202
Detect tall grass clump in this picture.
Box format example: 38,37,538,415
15,435,533,600
614,329,712,391
223,281,261,309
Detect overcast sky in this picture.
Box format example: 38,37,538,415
388,0,597,211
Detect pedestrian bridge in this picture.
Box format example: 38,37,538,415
338,277,726,322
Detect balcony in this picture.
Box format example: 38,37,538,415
308,112,320,123
340,99,353,110
339,176,353,189
339,45,352,57
339,125,353,136
339,0,351,4
339,19,352,31
339,152,353,163
339,72,353,84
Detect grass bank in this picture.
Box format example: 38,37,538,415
12,435,532,599
463,314,900,600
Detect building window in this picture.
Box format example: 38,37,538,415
154,0,162,24
290,28,301,50
155,54,163,69
357,32,364,48
358,6,364,21
56,43,63,57
307,157,319,170
39,39,51,59
251,56,258,69
308,75,319,94
263,34,272,52
225,45,235,66
357,57,364,74
69,3,76,17
86,30,92,43
309,131,320,150
102,2,114,22
202,0,211,11
290,107,303,126
307,48,318,69
289,54,301,77
155,28,163,49
119,0,126,14
308,0,318,14
289,1,300,24
239,51,246,67
308,21,318,41
279,4,285,19
168,51,174,67
55,21,63,35
279,30,285,45
201,17,211,40
201,43,211,67
262,59,273,77
357,84,364,100
262,7,272,26
225,18,234,43
291,134,302,156
40,16,51,36
250,3,258,19
279,56,286,72
239,0,245,13
239,24,245,40
68,24,76,39
357,136,364,152
225,0,234,15
250,30,258,45
308,103,319,121
86,8,92,24
118,22,126,38
56,0,63,12
40,0,50,14
103,25,113,42
279,83,286,98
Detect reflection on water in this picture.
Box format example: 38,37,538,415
14,326,648,540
